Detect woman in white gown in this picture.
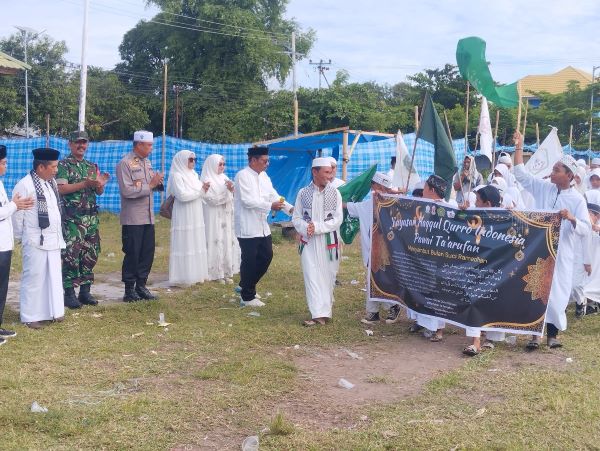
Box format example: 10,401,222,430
167,150,209,286
200,154,241,282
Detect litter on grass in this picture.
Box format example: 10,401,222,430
31,401,48,413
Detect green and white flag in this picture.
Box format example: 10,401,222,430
338,164,378,244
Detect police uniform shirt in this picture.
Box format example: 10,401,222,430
116,151,155,225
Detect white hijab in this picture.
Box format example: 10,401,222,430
200,154,230,196
167,150,203,196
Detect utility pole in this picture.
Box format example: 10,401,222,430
589,65,600,158
15,26,43,138
309,59,332,89
78,0,89,132
292,31,298,136
174,85,179,138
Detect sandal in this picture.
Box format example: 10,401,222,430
462,345,479,356
547,337,563,349
430,332,443,342
481,341,495,350
526,336,541,351
303,320,318,327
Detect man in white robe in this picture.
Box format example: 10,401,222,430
292,157,343,325
513,131,590,349
13,148,66,329
344,172,399,325
327,156,345,189
234,146,293,307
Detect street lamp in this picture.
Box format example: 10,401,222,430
589,65,600,154
15,26,44,138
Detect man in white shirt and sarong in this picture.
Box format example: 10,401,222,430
292,157,343,326
513,131,590,349
234,146,293,307
0,145,34,343
13,148,66,329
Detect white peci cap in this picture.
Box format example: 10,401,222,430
133,130,154,143
312,157,331,168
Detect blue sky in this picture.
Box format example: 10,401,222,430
1,0,599,89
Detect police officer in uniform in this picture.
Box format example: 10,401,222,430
56,130,109,309
116,131,164,302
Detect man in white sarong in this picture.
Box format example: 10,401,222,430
327,156,345,189
293,157,343,326
13,148,66,329
344,172,399,325
513,131,590,349
234,146,293,307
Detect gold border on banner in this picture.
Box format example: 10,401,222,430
510,210,561,259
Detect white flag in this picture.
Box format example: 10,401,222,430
478,97,493,164
524,127,563,178
392,130,421,191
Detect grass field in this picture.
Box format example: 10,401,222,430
2,213,600,450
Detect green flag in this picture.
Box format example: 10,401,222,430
338,164,377,244
418,92,456,195
456,36,519,108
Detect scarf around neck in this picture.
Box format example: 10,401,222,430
30,170,62,245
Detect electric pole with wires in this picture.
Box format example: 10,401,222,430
309,59,332,89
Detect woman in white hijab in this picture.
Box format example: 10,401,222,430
200,154,240,283
492,163,525,209
167,150,209,286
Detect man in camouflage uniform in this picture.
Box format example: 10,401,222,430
56,131,109,309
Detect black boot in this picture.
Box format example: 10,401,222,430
123,283,141,303
135,282,158,300
78,284,98,306
64,287,82,309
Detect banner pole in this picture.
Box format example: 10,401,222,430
406,97,427,193
464,81,470,153
493,109,499,168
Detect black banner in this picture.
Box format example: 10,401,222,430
369,196,562,335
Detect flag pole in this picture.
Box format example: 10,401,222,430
464,81,470,153
535,122,540,147
406,97,427,193
492,109,499,168
443,110,453,141
522,99,529,136
516,81,522,138
569,124,573,153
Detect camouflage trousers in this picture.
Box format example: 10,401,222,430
61,215,100,289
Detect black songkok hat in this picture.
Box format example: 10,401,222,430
426,174,448,199
478,185,502,207
588,203,600,215
32,148,60,161
0,145,6,160
248,146,269,157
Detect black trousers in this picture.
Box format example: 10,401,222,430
546,323,559,338
237,236,273,302
121,225,155,285
0,250,11,325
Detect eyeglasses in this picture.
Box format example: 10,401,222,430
188,157,196,162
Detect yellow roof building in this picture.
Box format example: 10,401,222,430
518,66,592,97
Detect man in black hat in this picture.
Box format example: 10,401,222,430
233,146,293,307
12,147,66,329
56,131,109,309
0,145,34,344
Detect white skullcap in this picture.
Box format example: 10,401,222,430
590,168,600,179
577,158,587,167
592,157,600,166
498,155,512,165
413,181,425,190
133,130,153,143
327,156,338,166
558,154,578,174
372,171,392,188
312,157,331,168
490,177,507,194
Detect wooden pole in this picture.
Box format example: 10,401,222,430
45,114,50,147
535,122,540,147
464,81,470,153
342,130,349,181
406,96,427,192
443,110,453,141
492,109,499,168
569,124,573,151
521,99,529,137
161,61,168,202
414,106,419,131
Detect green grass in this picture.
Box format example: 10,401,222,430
4,214,600,449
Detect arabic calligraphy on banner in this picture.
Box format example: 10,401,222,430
369,196,562,335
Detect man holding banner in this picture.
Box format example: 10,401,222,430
513,131,590,349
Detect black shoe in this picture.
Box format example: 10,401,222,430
0,328,16,338
361,312,380,325
576,303,586,318
78,284,98,306
385,304,401,324
64,288,82,309
135,284,158,300
123,284,141,303
585,304,599,315
408,322,424,333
